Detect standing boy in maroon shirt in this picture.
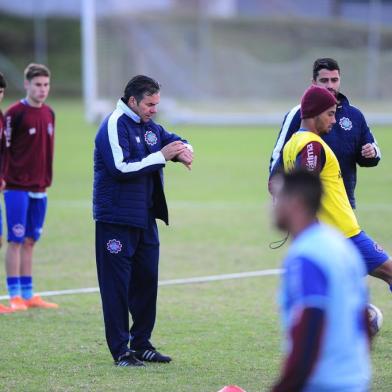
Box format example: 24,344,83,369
4,63,58,310
0,72,13,314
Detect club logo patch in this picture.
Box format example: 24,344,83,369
12,224,25,238
29,127,36,135
107,239,122,254
144,130,158,146
374,242,384,253
339,117,352,131
48,123,54,136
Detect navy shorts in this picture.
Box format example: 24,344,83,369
349,231,389,273
4,190,47,243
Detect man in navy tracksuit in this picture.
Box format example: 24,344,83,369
269,58,381,209
93,75,193,367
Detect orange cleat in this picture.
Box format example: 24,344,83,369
0,303,14,314
24,295,59,309
10,296,28,311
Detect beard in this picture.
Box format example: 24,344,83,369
314,115,332,135
327,88,338,97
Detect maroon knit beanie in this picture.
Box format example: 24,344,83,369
300,85,337,119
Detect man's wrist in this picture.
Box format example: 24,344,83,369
372,143,380,159
185,144,193,153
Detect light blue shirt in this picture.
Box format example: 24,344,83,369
280,223,371,392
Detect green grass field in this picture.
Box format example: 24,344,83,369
0,100,391,391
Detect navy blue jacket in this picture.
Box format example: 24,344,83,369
269,93,381,208
93,99,190,228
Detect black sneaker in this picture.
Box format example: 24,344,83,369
115,351,145,367
135,348,172,363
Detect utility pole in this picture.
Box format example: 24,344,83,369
367,0,382,100
34,11,48,65
81,0,98,122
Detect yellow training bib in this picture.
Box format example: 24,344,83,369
283,131,361,238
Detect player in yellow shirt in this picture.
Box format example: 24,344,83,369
282,85,392,290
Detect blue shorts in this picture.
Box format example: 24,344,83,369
4,190,47,243
350,231,389,273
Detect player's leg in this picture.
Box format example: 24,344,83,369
95,221,143,366
4,190,28,311
22,195,57,308
22,194,47,278
369,259,392,286
0,201,3,248
0,199,14,313
20,237,34,276
350,231,392,288
129,214,171,363
128,218,159,351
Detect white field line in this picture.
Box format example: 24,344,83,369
0,269,282,300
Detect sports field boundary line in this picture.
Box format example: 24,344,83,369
0,269,282,300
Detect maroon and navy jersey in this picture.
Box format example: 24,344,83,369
0,110,6,181
4,100,55,192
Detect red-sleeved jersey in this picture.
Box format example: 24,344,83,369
4,100,55,192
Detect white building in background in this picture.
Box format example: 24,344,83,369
0,0,173,17
0,0,391,24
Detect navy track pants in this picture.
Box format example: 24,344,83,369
95,217,160,360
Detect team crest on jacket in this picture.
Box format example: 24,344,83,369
144,130,158,146
339,117,352,131
48,123,54,136
374,242,384,253
107,239,122,254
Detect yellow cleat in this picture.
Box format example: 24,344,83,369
24,295,59,309
10,296,28,311
0,303,14,314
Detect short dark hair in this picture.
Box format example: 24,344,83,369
281,170,323,216
24,63,51,81
313,58,340,80
122,75,160,103
0,72,6,88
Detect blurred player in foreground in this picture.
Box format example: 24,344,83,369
94,75,193,367
281,85,392,291
271,170,371,392
0,72,13,314
269,58,380,209
3,63,58,311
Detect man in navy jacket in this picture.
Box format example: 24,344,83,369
269,58,381,209
93,75,193,367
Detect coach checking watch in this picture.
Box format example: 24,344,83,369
93,75,193,367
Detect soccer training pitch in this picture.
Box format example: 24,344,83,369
0,100,391,391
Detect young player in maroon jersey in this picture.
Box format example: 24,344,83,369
0,72,13,314
4,64,58,310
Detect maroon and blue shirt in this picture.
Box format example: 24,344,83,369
4,100,55,192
